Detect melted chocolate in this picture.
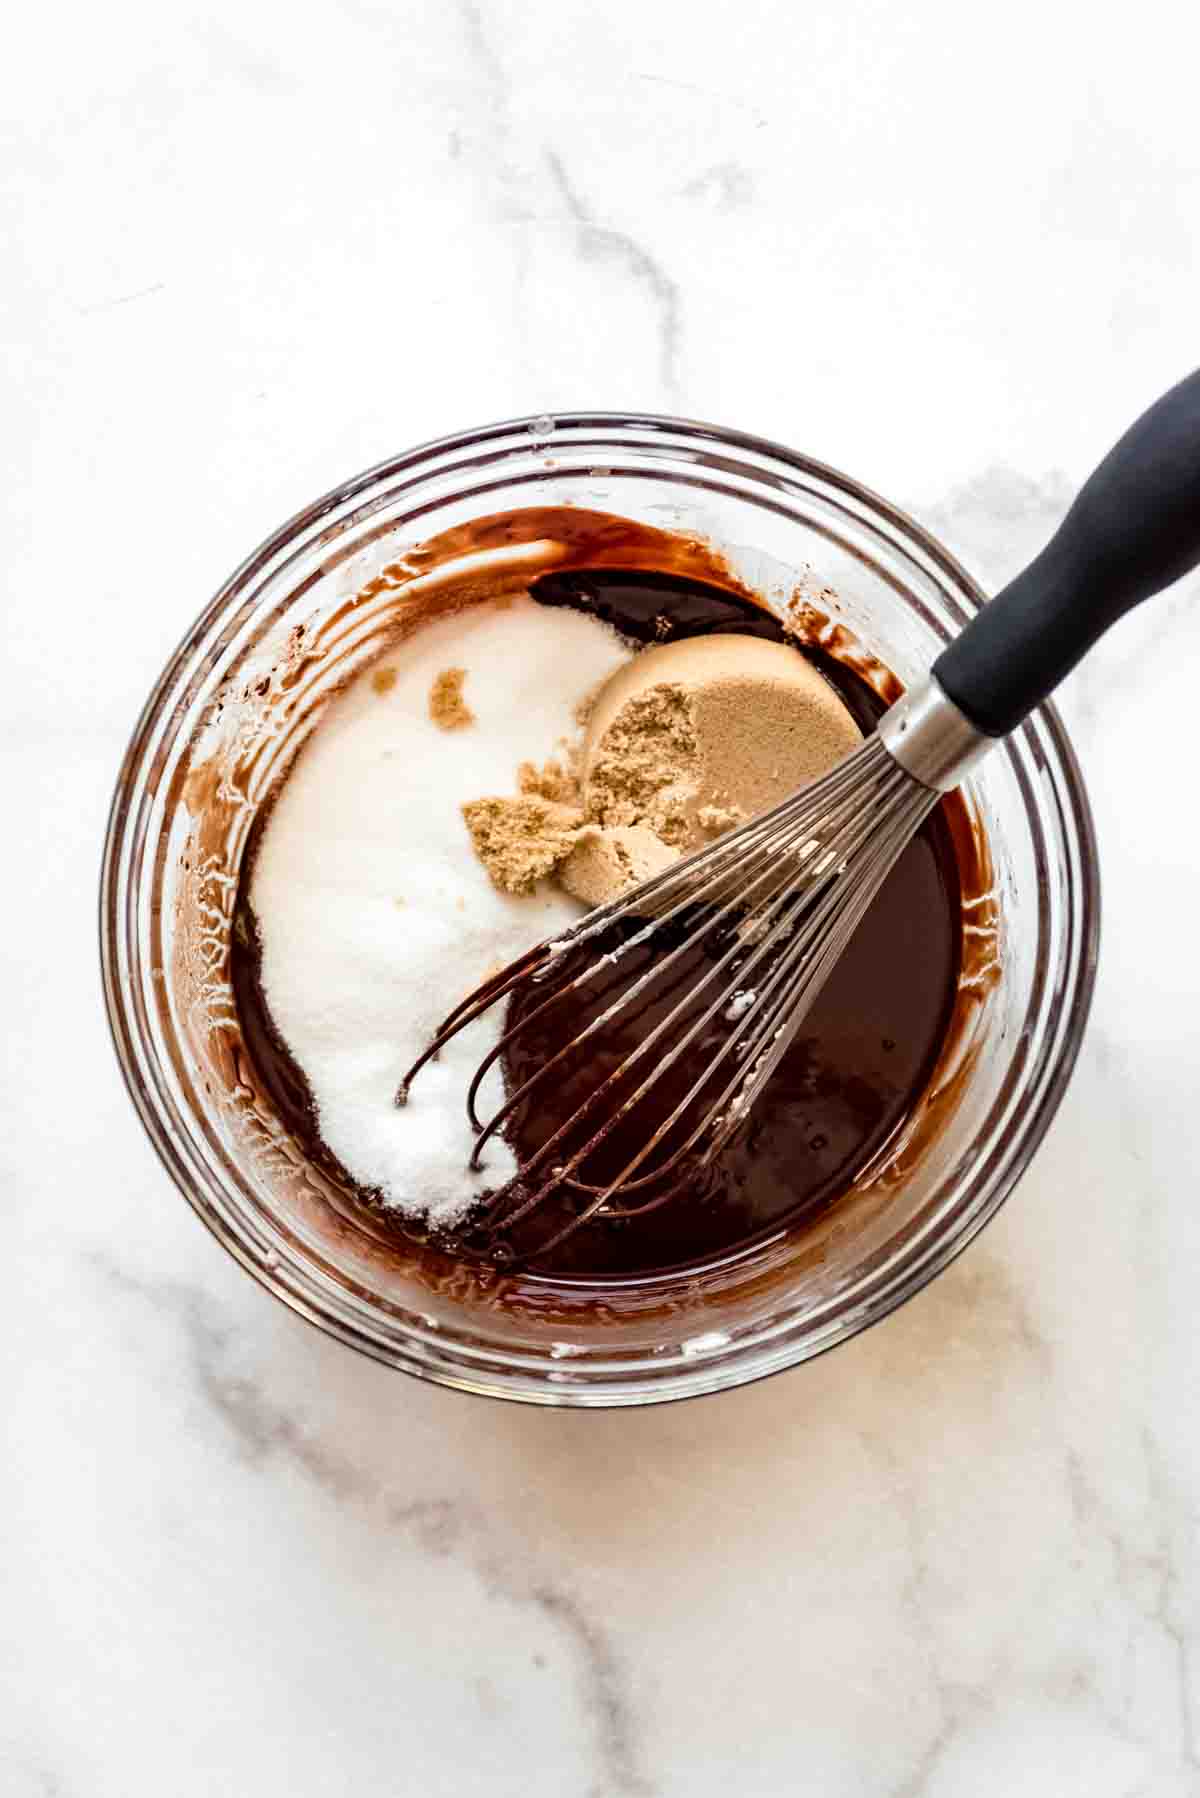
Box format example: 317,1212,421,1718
230,566,962,1286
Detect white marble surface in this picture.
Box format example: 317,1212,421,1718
4,2,1200,1793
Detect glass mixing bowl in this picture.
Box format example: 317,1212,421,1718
100,415,1099,1405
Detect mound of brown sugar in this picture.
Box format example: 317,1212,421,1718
462,634,861,906
581,635,861,853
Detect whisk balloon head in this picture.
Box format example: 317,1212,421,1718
397,735,935,1264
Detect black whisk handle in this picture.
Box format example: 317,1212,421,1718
933,367,1200,737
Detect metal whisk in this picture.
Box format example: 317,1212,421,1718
398,370,1200,1261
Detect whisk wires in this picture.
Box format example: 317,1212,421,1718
397,735,935,1261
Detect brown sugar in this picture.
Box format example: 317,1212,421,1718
460,634,861,911
372,665,398,695
580,635,861,853
583,682,698,846
517,757,578,804
697,802,745,834
429,667,475,731
559,824,679,908
461,795,585,896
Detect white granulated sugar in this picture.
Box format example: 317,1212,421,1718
251,596,631,1225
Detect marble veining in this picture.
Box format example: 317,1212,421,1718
4,0,1200,1792
545,148,684,402
90,1256,653,1796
